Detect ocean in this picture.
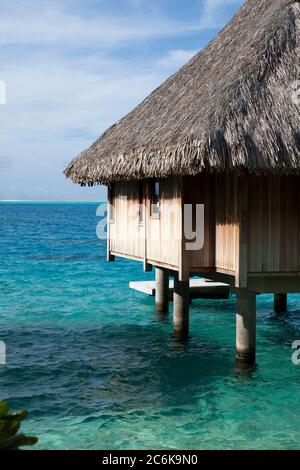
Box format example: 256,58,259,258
0,202,300,450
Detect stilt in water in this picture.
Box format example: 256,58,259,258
236,289,256,367
155,267,169,314
173,275,189,337
274,294,287,313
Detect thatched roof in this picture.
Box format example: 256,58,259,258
65,0,300,186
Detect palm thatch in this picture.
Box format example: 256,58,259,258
65,0,300,186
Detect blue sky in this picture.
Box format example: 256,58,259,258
0,0,244,201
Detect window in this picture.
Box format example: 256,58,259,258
138,181,144,225
150,179,160,218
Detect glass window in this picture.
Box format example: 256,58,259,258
151,180,160,217
138,181,144,224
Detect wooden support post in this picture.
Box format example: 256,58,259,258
235,175,248,288
236,289,256,366
173,274,189,336
155,268,169,313
274,294,287,313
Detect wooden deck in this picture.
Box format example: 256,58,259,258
129,278,230,299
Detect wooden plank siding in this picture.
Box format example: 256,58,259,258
183,174,215,272
108,174,300,290
248,175,300,273
146,176,182,270
215,174,239,275
109,177,182,271
110,181,145,260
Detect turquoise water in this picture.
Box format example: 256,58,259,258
0,202,300,450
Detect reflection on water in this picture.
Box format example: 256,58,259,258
234,361,258,378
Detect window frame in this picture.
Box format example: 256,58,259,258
138,181,144,226
150,179,160,219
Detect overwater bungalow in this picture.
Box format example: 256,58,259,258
65,0,300,366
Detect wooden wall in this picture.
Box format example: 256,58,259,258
183,174,240,276
109,177,182,271
109,181,144,260
184,174,300,278
183,175,215,271
248,175,300,273
214,174,239,275
146,176,182,270
109,174,300,288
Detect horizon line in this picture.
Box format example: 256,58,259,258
0,200,106,203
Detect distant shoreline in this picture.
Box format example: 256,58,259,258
0,200,105,204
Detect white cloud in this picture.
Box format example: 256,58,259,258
0,0,200,47
1,47,182,146
157,49,198,69
0,50,178,201
200,0,244,28
0,0,244,201
0,0,244,48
